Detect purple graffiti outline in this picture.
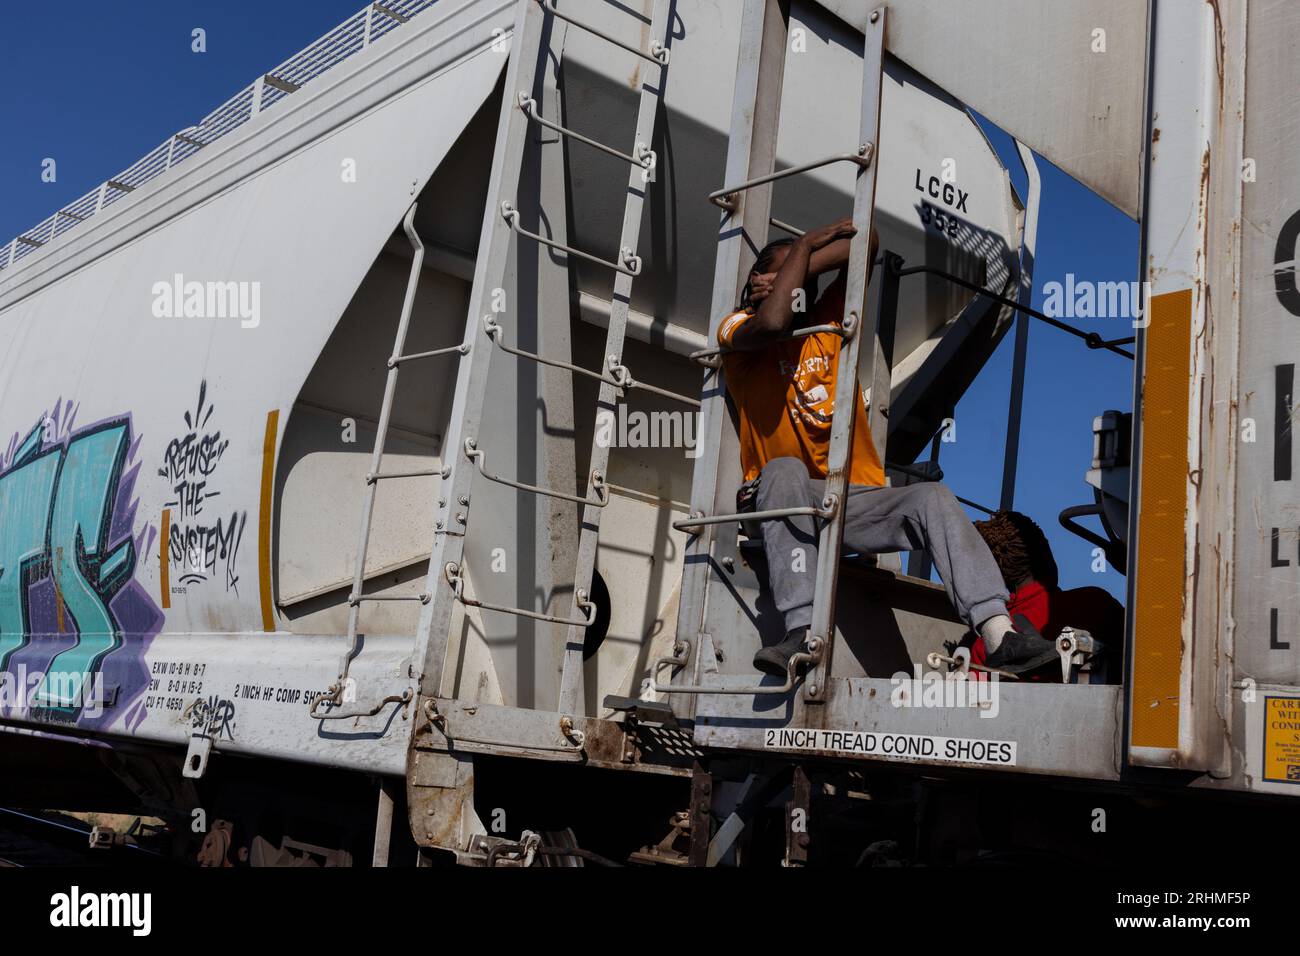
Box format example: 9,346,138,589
0,400,164,733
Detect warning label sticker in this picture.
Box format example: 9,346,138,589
763,728,1016,767
1263,696,1300,785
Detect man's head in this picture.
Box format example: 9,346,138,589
739,238,818,323
973,510,1059,592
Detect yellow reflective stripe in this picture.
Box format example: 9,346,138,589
1131,289,1192,749
258,409,280,633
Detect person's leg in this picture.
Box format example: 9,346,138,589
839,482,1009,627
839,482,1057,670
755,457,826,632
752,457,825,674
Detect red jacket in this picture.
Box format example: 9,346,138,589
970,580,1124,679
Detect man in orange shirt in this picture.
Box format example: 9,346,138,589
719,219,1058,677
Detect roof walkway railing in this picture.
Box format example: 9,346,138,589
1,0,446,273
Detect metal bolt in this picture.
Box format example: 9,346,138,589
870,10,880,22
722,556,735,572
458,495,470,506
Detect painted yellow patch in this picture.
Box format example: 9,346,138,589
258,410,280,633
1130,288,1192,750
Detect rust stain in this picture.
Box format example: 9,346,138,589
1207,0,1225,91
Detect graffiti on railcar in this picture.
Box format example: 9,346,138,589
159,380,248,595
0,399,163,730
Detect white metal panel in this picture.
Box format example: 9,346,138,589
815,0,1148,218
0,20,507,756
1232,0,1300,794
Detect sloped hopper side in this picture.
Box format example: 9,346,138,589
274,85,500,641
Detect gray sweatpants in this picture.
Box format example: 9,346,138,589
754,456,1009,633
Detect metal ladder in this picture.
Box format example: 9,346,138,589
309,201,452,720
377,0,681,723
311,0,686,723
658,0,890,707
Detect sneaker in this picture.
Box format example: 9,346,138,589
983,615,1059,675
753,627,810,677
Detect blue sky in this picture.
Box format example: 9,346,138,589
0,1,1137,601
942,119,1138,600
0,0,364,237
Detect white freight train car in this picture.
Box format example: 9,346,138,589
0,0,1292,866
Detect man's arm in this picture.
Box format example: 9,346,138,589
730,223,878,350
729,219,856,350
813,226,880,299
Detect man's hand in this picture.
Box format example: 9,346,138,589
800,217,857,252
749,271,777,304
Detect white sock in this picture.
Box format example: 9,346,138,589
978,614,1014,653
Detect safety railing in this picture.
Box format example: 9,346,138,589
2,0,443,274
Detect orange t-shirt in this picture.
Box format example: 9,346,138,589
717,284,886,487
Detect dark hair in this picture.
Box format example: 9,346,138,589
739,238,796,311
973,510,1059,592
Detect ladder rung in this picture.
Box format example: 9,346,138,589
388,343,470,368
770,217,805,237
310,688,413,720
483,316,700,407
367,469,440,485
537,0,669,65
484,315,616,386
708,147,873,212
464,437,607,508
673,498,840,534
445,562,595,627
690,314,860,367
501,202,641,276
650,643,816,696
608,362,702,408
349,592,431,606
517,94,655,170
